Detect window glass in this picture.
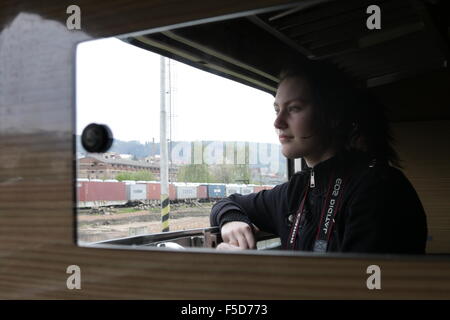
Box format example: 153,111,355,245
76,38,287,245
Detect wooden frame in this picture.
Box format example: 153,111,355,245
1,0,449,299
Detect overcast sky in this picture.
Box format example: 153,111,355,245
76,37,279,145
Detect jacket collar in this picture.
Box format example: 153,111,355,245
286,149,371,215
301,149,368,191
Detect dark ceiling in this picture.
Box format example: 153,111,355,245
125,0,450,122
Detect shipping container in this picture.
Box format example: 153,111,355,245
207,184,226,199
147,182,161,200
240,185,254,195
225,184,241,196
127,184,147,201
253,185,275,193
253,185,264,193
146,182,176,200
175,183,198,200
169,183,176,201
77,180,127,207
197,184,208,200
253,185,270,193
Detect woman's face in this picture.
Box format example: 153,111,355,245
274,76,325,160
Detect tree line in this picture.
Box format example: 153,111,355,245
114,164,259,184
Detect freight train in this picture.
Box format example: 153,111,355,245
76,179,274,208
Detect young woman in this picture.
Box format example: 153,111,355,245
210,62,428,254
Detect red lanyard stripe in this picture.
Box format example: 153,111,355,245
287,187,309,250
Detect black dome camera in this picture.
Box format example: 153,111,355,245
81,123,113,153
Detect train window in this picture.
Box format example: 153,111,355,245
76,37,287,247
75,0,450,255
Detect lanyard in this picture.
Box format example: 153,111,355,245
287,171,346,251
313,175,345,252
287,187,309,250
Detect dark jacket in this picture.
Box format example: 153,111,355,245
210,150,428,254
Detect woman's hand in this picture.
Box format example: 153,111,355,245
218,221,256,250
216,242,242,250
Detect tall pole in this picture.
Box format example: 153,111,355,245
160,56,170,232
167,60,173,180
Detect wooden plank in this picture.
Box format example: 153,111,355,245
393,121,450,254
0,0,449,299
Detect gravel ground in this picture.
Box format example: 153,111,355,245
77,206,212,244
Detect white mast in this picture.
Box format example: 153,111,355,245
160,56,170,232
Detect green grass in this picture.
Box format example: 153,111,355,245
115,208,144,214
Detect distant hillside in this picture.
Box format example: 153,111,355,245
76,136,286,174
76,136,160,158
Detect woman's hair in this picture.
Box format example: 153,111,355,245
278,61,401,168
